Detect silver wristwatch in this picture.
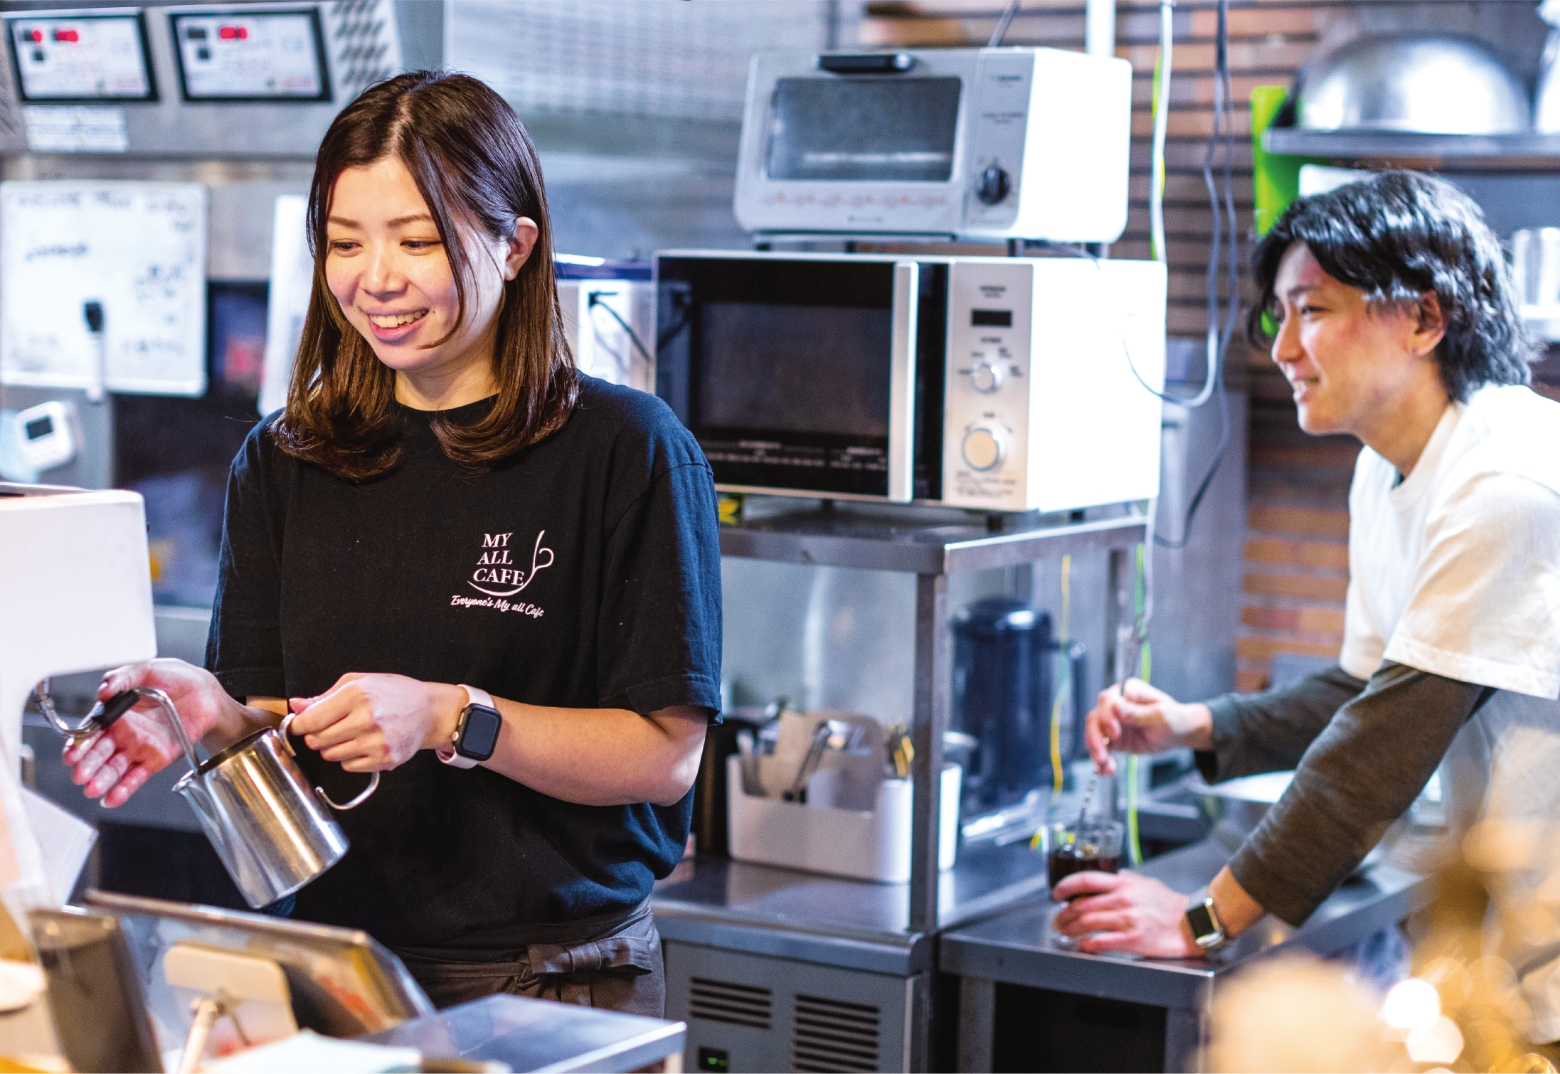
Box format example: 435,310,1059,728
1184,887,1229,953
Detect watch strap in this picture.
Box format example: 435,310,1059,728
437,685,495,769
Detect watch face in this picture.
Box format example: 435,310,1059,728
1187,902,1219,942
458,704,502,761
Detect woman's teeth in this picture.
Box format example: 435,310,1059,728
369,311,426,328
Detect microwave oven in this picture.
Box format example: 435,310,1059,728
732,47,1132,242
655,252,1166,514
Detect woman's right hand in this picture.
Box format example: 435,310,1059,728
1084,678,1213,775
61,659,231,807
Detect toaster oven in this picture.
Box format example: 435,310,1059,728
655,251,1166,514
732,47,1132,242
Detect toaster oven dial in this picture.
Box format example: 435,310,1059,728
962,426,1006,471
970,359,1004,394
975,164,1011,206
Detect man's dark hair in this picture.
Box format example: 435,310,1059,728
1250,170,1537,402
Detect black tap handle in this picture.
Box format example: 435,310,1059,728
93,690,140,731
83,301,104,334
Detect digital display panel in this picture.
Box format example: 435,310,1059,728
972,309,1012,327
170,9,329,102
6,13,156,102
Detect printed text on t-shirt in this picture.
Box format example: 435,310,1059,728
463,530,554,601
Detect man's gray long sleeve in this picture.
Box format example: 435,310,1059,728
1196,662,1491,927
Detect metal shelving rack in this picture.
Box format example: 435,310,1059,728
721,502,1149,932
653,500,1149,1070
1263,128,1560,167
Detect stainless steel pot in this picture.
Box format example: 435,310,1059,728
1298,34,1530,135
35,683,377,909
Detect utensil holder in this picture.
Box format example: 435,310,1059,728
725,755,961,883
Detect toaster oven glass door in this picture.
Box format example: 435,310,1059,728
657,256,944,500
765,77,962,182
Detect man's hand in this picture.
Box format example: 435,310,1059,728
62,659,232,807
1084,679,1214,775
1050,871,1202,958
289,673,464,772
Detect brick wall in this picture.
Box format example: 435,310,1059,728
861,0,1560,691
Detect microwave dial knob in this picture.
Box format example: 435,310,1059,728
962,426,1006,471
975,164,1011,206
970,359,1003,394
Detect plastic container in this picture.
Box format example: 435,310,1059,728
725,754,961,883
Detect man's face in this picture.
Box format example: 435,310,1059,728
1269,243,1444,438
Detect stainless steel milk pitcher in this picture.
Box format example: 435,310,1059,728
36,682,378,909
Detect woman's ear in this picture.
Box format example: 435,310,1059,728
503,217,540,280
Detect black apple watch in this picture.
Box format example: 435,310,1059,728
437,685,502,769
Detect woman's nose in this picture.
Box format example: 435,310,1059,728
361,246,404,296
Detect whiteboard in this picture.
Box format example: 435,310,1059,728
0,181,207,396
259,194,310,416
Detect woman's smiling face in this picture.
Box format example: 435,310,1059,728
324,156,535,405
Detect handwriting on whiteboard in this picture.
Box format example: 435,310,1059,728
1,181,207,396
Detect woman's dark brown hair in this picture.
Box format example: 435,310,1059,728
273,70,577,479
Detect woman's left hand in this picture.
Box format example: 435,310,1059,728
1050,871,1203,959
289,673,463,771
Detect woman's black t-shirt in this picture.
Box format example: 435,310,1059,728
204,375,722,956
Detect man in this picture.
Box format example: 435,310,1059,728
1057,170,1560,1044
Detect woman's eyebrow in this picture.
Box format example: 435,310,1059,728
326,213,434,228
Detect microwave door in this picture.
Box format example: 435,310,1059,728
656,255,912,502
764,77,962,183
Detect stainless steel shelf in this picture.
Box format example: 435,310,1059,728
1263,128,1560,166
941,838,1426,1011
719,504,1149,574
651,840,1053,977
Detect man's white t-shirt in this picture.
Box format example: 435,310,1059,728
1339,383,1560,1040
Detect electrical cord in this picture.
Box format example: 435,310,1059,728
1048,554,1072,796
1154,0,1237,548
988,0,1022,47
586,291,654,369
1148,0,1173,266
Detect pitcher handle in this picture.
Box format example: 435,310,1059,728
137,687,204,777
319,771,379,811
276,713,380,810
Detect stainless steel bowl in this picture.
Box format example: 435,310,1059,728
1198,771,1293,853
1298,34,1530,134
1197,770,1385,874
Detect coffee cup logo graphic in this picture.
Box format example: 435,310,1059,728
468,530,554,597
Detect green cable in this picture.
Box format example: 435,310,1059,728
1125,545,1148,867
1049,556,1072,795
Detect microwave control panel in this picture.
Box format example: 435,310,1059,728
942,256,1167,513
944,260,1033,511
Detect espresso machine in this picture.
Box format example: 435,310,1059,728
0,483,156,1058
0,484,157,918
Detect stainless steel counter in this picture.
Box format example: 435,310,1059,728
360,994,684,1073
651,839,1052,976
939,838,1428,1072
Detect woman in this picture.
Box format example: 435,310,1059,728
63,71,722,1017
